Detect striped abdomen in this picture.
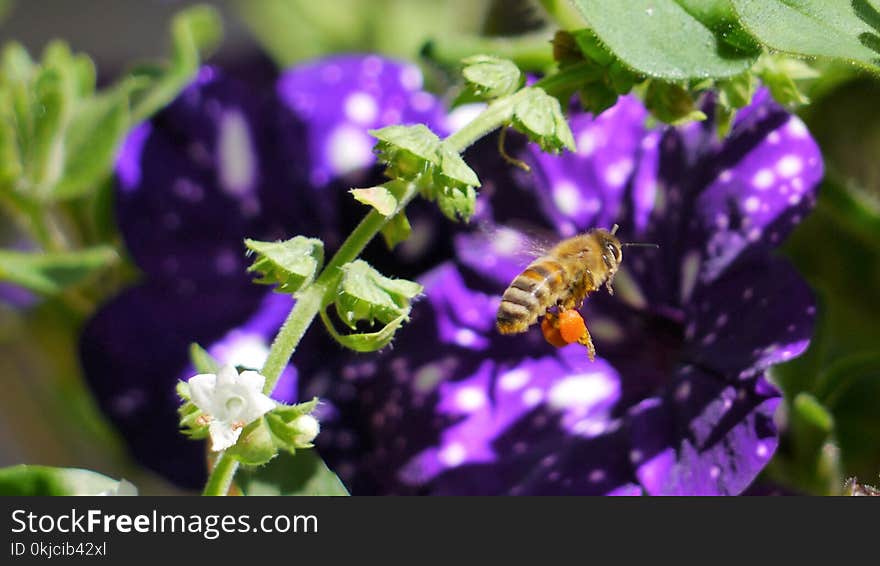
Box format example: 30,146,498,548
496,257,567,334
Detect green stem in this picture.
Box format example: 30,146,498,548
425,32,556,72
202,452,238,496
201,59,601,494
537,0,586,30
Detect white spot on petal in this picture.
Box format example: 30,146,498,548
577,130,597,156
499,369,530,391
399,65,423,90
439,443,467,467
327,125,374,175
744,196,760,213
548,373,615,411
776,154,803,178
553,181,582,216
787,117,809,138
522,387,544,407
344,91,378,124
752,168,775,190
218,111,257,196
455,386,486,412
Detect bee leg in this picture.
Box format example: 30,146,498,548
577,324,596,362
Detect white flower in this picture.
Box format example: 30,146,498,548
290,414,321,445
187,365,276,451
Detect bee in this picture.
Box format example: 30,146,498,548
496,225,653,361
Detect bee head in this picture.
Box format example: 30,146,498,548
595,226,624,270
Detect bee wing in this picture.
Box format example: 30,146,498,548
457,221,556,286
472,220,554,262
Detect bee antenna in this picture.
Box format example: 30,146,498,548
610,224,619,235
623,242,659,249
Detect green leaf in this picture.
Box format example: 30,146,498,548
29,68,68,196
730,0,880,73
462,55,523,99
0,245,117,295
511,87,576,153
793,392,834,433
54,86,131,199
333,259,422,328
754,55,810,106
189,342,220,374
245,236,324,294
130,4,223,123
350,185,398,217
0,465,129,496
321,310,407,353
380,211,412,250
570,0,760,80
236,450,349,496
435,185,477,222
371,123,441,180
438,144,481,188
644,80,707,125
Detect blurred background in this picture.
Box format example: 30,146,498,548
1,0,878,495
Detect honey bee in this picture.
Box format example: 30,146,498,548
496,225,652,361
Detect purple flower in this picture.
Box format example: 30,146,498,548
307,90,822,495
80,56,450,488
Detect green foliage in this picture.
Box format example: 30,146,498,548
319,260,421,352
730,0,880,74
0,465,128,496
0,246,117,295
333,259,422,329
570,0,760,80
462,55,523,99
236,450,349,496
643,80,707,125
245,236,325,294
0,5,220,206
511,87,576,152
371,125,481,221
226,400,320,465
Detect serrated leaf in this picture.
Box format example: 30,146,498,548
462,55,522,99
0,245,117,295
321,310,408,352
571,0,759,80
380,210,412,250
436,185,477,222
236,450,349,496
512,87,576,153
371,123,441,180
334,259,422,328
730,0,880,73
245,236,324,294
0,465,130,496
438,144,481,188
350,186,397,217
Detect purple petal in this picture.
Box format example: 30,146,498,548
522,96,653,237
683,255,815,380
115,68,311,283
277,55,448,188
628,367,780,495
